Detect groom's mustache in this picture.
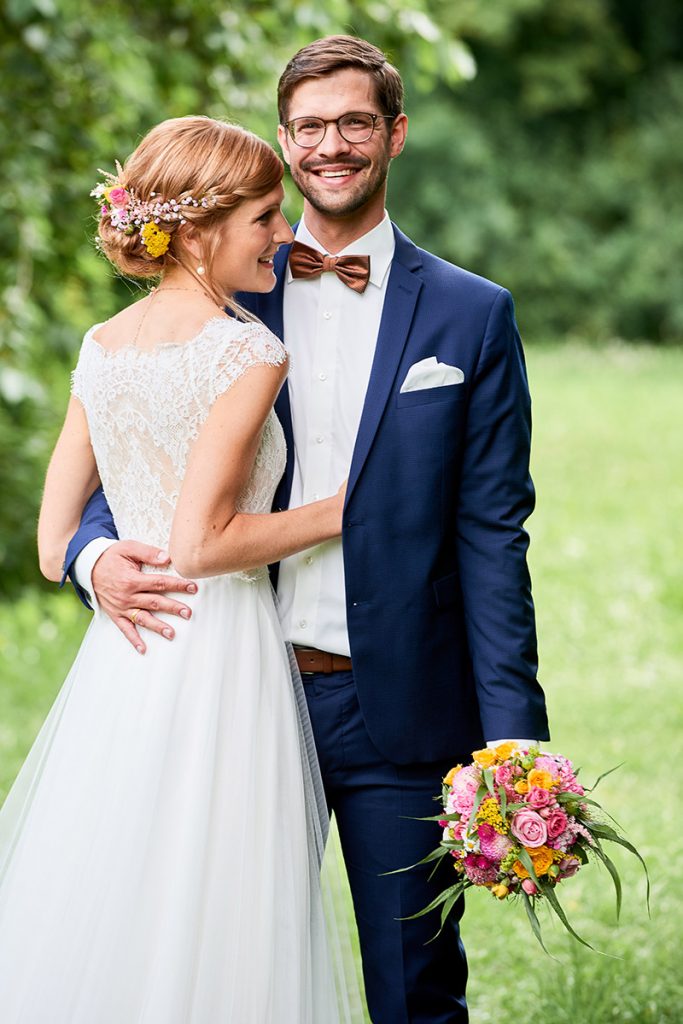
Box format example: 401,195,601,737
300,157,369,172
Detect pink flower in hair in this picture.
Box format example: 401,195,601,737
108,187,129,208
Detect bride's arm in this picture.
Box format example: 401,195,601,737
38,398,101,582
169,360,343,579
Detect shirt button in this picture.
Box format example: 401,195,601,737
323,311,332,320
305,556,314,565
316,435,324,444
313,493,320,500
318,372,327,381
299,619,307,628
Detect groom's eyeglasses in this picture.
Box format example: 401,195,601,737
283,112,395,148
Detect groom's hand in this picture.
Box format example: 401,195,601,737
91,540,197,654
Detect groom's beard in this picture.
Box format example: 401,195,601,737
291,144,391,219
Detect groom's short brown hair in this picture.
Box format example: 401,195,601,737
277,35,404,123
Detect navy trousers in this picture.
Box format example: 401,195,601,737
302,669,469,1023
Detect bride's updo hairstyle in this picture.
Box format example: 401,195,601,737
96,116,284,306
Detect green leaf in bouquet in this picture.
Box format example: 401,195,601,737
411,811,461,822
381,845,450,876
521,891,557,960
540,878,616,957
586,762,625,792
399,880,467,923
482,767,495,795
467,784,489,830
516,848,607,956
497,785,508,820
579,797,624,831
592,839,623,919
585,822,651,913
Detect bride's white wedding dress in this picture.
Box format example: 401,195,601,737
0,317,341,1022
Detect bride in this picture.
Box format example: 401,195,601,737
0,116,347,1022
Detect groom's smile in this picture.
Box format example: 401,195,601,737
278,68,407,236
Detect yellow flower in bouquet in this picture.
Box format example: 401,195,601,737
527,768,554,790
493,741,519,761
472,748,497,769
443,765,462,786
513,845,555,879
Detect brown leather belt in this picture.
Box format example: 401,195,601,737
293,646,352,674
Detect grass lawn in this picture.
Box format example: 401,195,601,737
1,343,682,1022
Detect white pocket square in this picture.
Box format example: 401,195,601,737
399,357,465,393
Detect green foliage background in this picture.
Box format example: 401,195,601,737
1,0,682,590
2,344,682,1022
1,5,682,1019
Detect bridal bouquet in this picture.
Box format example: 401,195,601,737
405,743,649,953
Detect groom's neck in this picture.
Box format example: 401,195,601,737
302,201,387,255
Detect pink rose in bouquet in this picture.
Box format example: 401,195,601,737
393,743,650,955
510,809,548,848
546,809,569,840
447,764,480,816
527,786,552,809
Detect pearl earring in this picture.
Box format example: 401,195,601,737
197,264,205,276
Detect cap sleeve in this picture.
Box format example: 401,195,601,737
70,324,101,406
208,319,288,405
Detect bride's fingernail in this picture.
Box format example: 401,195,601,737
187,583,198,594
156,550,170,563
162,628,173,639
180,608,191,619
136,644,144,654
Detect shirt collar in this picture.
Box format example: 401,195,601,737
285,212,395,289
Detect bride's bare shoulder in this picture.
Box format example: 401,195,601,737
91,292,225,351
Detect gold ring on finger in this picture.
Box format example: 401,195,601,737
129,608,142,625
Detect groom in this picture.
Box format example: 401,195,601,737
65,36,549,1023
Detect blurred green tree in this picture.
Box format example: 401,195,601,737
0,0,467,593
1,0,682,593
392,0,683,340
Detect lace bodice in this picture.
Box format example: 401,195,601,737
71,316,288,572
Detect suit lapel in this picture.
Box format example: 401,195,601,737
257,226,424,507
346,226,423,502
257,244,295,510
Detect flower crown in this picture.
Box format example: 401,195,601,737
91,161,218,258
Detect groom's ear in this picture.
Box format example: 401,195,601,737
277,124,292,166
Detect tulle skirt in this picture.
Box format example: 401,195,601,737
0,573,340,1023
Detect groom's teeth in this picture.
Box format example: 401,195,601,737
319,169,355,177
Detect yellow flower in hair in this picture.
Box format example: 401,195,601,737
140,222,171,257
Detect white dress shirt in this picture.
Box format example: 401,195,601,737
277,213,395,656
72,214,536,748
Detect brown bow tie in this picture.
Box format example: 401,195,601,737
289,240,371,294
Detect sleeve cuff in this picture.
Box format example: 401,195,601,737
72,538,117,615
486,739,538,749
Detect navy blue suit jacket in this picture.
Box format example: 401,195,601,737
65,224,549,763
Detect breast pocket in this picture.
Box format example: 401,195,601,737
396,384,467,408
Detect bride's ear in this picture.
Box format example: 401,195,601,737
181,226,202,263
